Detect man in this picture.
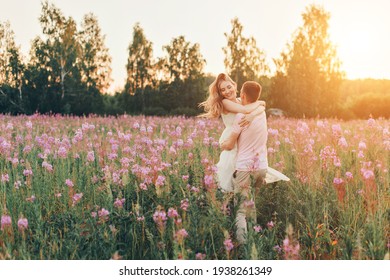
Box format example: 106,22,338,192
221,81,268,244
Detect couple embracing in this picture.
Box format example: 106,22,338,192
200,73,289,244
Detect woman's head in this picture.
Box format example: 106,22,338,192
217,75,237,101
198,73,237,118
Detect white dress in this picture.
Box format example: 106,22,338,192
216,113,290,192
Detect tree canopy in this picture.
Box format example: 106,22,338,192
0,2,388,119
269,5,344,118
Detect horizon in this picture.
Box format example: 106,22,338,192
1,0,390,93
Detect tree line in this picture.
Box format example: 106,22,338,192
1,1,389,118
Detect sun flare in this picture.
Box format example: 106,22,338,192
333,24,381,79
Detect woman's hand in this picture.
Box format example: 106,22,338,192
239,113,256,127
239,102,266,127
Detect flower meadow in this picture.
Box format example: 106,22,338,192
0,114,389,260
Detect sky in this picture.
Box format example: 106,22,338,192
1,0,390,93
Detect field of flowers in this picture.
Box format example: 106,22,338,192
0,114,389,260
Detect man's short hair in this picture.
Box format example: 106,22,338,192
241,81,262,103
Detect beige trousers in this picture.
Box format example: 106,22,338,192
232,169,267,244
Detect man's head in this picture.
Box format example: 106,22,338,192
240,81,262,105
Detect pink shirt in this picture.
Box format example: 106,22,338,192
232,112,268,171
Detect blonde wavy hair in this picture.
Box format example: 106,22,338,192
198,73,237,118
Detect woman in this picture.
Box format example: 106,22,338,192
199,73,289,192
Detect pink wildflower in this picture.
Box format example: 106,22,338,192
316,120,325,128
133,122,140,129
167,208,179,218
153,210,167,231
136,216,145,222
23,169,33,176
1,173,9,183
362,169,374,181
108,153,117,160
182,175,189,181
155,175,166,187
367,118,375,127
87,151,95,162
91,175,99,184
1,215,12,231
11,158,19,165
358,141,367,150
274,245,282,253
338,137,348,148
191,186,199,193
17,218,28,232
253,225,263,232
57,146,68,158
139,182,148,191
283,237,300,260
204,174,213,186
98,208,110,220
333,177,344,186
223,239,234,252
65,179,74,188
186,138,193,146
26,121,33,129
331,124,342,135
267,221,275,229
345,172,353,180
72,193,83,206
175,228,189,243
168,146,176,155
175,218,182,226
268,128,279,136
14,180,22,189
196,253,206,260
208,165,218,174
180,198,189,211
114,198,125,209
243,200,255,210
42,161,53,172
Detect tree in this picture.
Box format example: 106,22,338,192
163,36,205,81
27,1,82,113
124,23,153,112
269,5,344,117
0,21,25,113
40,1,81,100
79,13,112,93
223,18,269,89
162,36,206,113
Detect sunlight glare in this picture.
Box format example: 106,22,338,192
335,25,377,79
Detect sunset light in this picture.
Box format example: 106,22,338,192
331,23,384,79
0,1,389,275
